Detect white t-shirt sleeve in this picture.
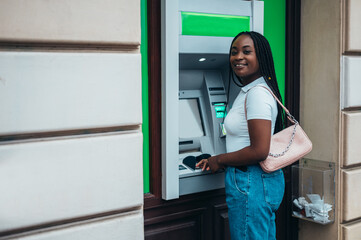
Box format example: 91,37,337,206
245,87,276,121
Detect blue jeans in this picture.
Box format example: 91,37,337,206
225,165,285,240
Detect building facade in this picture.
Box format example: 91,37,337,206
0,0,144,239
1,0,361,239
299,0,361,239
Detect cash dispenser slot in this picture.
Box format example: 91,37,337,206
209,87,226,95
209,87,224,91
179,140,194,145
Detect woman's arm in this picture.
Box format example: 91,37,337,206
197,119,272,172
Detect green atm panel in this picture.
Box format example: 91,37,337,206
181,12,250,37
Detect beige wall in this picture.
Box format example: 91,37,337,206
0,1,143,239
300,0,361,239
344,0,361,52
300,0,340,164
341,111,361,166
0,0,140,45
300,0,340,239
341,220,361,240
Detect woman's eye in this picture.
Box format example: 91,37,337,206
243,50,251,54
231,51,237,56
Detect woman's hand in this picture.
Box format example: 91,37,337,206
196,158,210,171
196,155,224,173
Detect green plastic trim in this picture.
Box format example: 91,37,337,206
263,0,285,101
141,0,150,193
181,12,250,37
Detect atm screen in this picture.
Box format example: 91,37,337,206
179,98,204,138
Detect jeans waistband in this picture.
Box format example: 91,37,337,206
236,166,248,172
234,164,266,173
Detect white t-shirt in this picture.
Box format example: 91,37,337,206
224,77,278,153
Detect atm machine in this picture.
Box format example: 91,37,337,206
161,0,264,200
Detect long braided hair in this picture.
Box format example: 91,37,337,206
228,31,286,133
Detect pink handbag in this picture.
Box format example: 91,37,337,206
245,86,312,173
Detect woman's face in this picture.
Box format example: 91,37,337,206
230,34,261,85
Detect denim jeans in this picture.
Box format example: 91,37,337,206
225,165,285,240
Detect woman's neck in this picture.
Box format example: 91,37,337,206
240,74,263,86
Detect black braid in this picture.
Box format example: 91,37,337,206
228,31,286,133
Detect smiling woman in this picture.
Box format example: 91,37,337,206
196,31,286,240
230,34,261,85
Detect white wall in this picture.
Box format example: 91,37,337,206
0,52,141,135
3,212,144,240
0,132,143,232
0,1,143,239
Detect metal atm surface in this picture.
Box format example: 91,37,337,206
161,0,264,200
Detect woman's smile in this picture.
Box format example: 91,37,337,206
233,62,248,74
234,63,247,68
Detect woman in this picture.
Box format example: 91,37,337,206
196,31,286,239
